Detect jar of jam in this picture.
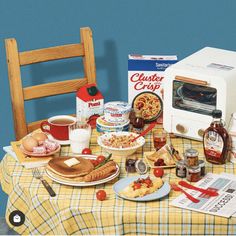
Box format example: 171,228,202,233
176,160,186,178
185,148,199,167
186,165,201,182
125,158,137,173
198,160,205,176
132,109,145,134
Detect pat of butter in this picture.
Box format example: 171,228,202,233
64,158,80,167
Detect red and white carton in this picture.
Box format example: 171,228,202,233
76,84,104,124
128,54,177,123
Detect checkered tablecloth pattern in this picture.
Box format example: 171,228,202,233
1,126,236,235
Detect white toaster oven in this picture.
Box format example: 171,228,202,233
163,47,236,140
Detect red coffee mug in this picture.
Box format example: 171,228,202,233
41,115,76,140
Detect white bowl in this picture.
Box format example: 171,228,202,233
97,131,145,157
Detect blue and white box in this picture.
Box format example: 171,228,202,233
128,54,177,122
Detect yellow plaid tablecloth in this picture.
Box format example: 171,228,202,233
1,126,236,235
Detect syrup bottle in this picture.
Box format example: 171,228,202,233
132,109,144,134
203,110,229,164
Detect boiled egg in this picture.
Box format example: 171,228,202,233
32,132,48,143
22,137,39,152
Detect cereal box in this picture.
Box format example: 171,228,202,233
128,55,177,123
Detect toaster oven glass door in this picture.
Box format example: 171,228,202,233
172,80,217,116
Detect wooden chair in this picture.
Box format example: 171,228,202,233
5,27,96,140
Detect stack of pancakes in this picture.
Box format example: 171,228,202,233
47,156,94,181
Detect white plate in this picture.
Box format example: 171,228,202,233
113,176,170,202
45,155,120,186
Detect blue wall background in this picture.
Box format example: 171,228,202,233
1,0,236,217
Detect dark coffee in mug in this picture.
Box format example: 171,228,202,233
51,118,75,125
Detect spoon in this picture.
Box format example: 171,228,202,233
178,180,219,197
171,183,200,203
132,122,156,142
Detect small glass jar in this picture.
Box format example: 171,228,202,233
198,160,206,176
176,160,186,178
186,165,201,182
125,158,137,173
185,148,199,167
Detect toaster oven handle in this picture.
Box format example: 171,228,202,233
175,76,209,86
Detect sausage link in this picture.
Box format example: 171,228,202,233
84,161,117,182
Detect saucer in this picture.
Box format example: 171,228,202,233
48,135,70,145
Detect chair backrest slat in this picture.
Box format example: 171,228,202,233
23,78,88,100
19,43,85,65
5,27,97,140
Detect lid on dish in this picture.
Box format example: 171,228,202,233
104,101,132,114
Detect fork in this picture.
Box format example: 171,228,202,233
32,168,56,197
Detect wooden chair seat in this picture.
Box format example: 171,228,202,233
5,27,96,140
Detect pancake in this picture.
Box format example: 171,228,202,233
47,156,94,178
46,169,85,182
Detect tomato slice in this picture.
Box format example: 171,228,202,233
133,182,142,190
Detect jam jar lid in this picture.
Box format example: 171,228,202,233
198,160,205,167
185,148,199,157
187,165,201,172
176,160,185,166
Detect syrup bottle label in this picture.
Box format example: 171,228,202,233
204,131,223,158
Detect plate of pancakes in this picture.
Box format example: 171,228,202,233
45,155,120,186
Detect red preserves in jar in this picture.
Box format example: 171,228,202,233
186,165,201,182
185,148,199,167
125,159,137,173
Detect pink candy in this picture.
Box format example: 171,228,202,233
43,139,59,152
33,146,47,154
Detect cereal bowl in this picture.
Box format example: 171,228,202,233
97,131,145,157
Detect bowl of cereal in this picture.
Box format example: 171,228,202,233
97,132,145,157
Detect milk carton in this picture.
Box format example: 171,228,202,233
76,84,104,125
128,55,177,123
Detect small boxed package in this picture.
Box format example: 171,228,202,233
76,84,104,125
128,55,177,123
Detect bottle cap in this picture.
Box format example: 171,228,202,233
87,86,98,96
212,109,222,118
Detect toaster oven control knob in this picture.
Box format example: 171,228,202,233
198,129,205,137
176,124,188,134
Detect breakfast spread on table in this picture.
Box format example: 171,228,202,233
3,49,236,222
